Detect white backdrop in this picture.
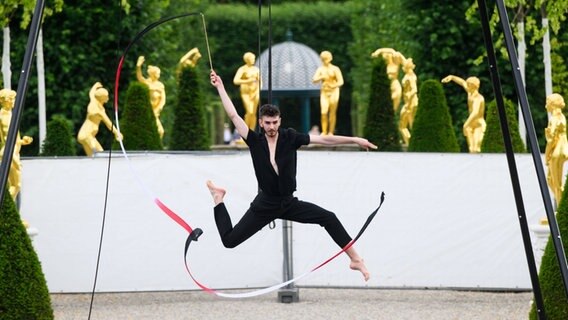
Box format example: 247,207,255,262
20,151,546,293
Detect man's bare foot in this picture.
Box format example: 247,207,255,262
206,180,226,205
350,259,370,282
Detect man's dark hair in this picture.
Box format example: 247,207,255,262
259,104,280,117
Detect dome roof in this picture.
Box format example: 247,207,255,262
256,40,321,92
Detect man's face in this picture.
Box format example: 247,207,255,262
259,115,281,138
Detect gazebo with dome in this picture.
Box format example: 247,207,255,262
256,32,321,133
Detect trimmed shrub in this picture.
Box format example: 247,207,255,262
363,58,401,151
529,178,568,319
408,80,460,152
0,192,54,319
169,65,210,150
119,82,162,151
40,116,77,156
481,99,526,153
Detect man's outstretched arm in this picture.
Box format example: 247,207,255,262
210,70,249,139
309,134,378,150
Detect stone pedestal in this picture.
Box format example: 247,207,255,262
277,287,299,303
530,221,550,271
27,227,39,239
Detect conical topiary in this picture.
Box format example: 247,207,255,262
529,177,568,319
0,192,54,319
40,115,77,156
169,65,210,150
363,57,401,151
408,80,460,152
480,99,526,153
119,82,162,151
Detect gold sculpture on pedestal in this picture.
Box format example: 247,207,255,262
0,89,33,199
233,52,261,130
371,48,404,112
180,47,202,68
136,56,166,139
312,50,344,135
545,93,568,205
400,58,419,146
77,82,122,156
441,75,486,153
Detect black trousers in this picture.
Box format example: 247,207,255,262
214,192,352,249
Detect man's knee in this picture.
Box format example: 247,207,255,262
221,236,241,249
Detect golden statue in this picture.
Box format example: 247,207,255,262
233,52,261,130
545,93,568,204
371,48,404,112
312,50,344,135
77,82,122,156
399,58,419,146
0,88,33,199
441,75,486,153
180,47,202,68
136,56,166,138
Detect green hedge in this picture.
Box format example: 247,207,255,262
363,58,401,151
408,80,459,152
529,179,568,319
0,193,53,319
40,116,77,156
481,99,526,153
170,66,210,150
119,82,162,151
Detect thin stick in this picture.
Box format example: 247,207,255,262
200,13,213,71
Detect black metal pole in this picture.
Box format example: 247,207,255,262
496,0,568,299
476,0,547,318
267,0,272,105
0,0,45,208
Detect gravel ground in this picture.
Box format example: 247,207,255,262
51,288,534,320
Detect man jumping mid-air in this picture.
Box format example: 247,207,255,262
207,70,377,281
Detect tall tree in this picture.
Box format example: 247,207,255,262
467,0,568,148
8,0,206,155
1,0,22,89
1,0,63,89
1,0,63,157
401,0,488,151
348,0,409,136
538,0,568,99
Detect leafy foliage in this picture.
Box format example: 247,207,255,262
205,2,355,135
40,115,76,156
10,0,202,155
408,79,459,152
0,0,63,29
0,192,53,320
348,0,410,136
363,58,400,151
4,0,563,155
170,65,210,150
400,0,492,152
120,82,162,151
480,99,526,153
